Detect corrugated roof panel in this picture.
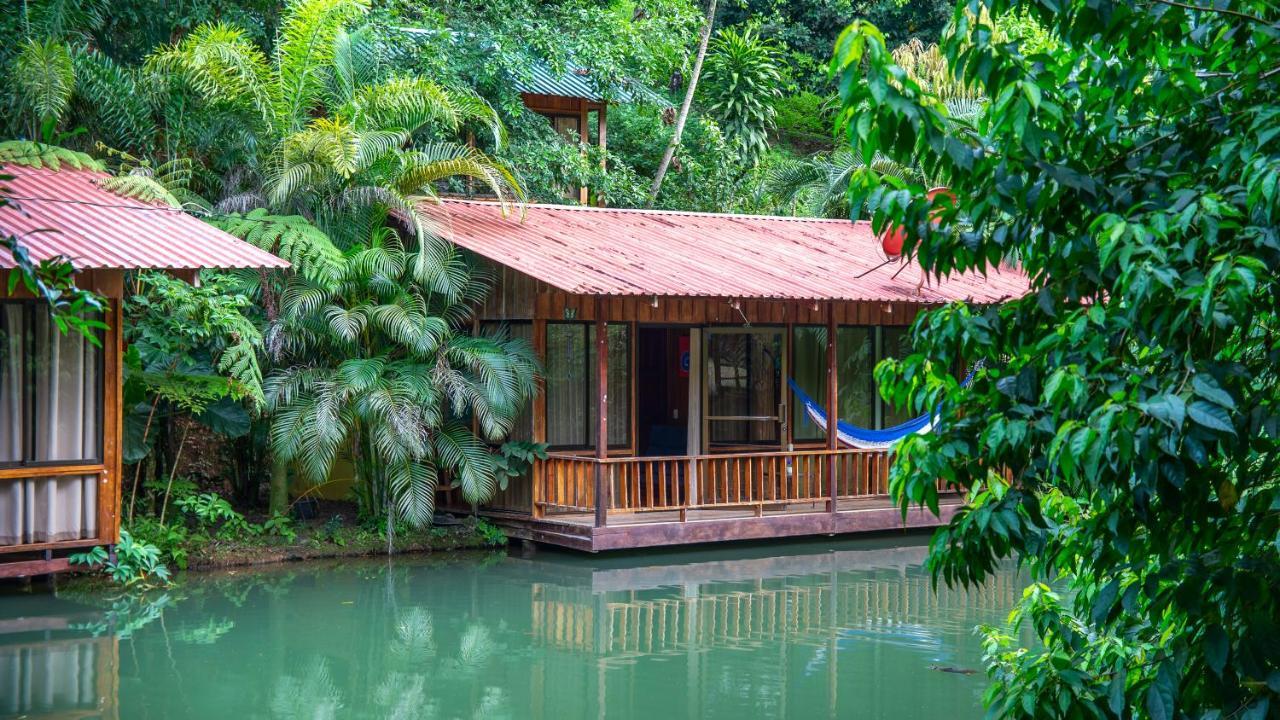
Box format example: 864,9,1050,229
431,199,1029,304
515,61,669,105
0,165,290,271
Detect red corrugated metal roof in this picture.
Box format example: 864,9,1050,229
432,199,1029,304
0,165,289,271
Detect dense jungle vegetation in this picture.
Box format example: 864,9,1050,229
3,1,1277,716
1,0,958,563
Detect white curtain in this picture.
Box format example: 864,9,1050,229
1,305,26,545
0,305,101,545
0,642,99,715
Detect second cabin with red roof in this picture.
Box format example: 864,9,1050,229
428,198,1028,551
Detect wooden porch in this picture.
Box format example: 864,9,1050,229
479,449,958,552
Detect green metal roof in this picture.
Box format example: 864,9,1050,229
515,60,670,106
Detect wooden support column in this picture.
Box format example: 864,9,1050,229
579,101,590,204
597,104,608,207
826,302,838,513
531,318,547,519
594,297,609,528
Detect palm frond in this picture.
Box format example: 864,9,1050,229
69,46,155,151
147,23,275,124
274,0,370,134
330,25,380,106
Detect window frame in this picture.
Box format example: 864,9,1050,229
543,321,631,452
787,323,918,445
0,299,106,469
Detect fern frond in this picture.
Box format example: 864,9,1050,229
210,209,343,285
0,140,101,171
98,173,183,207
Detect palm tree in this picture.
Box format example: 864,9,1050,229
766,39,984,218
763,149,919,218
146,0,522,244
149,0,534,522
264,226,539,534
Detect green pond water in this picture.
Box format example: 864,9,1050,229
0,535,1021,719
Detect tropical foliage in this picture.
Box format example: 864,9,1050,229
267,226,538,528
834,1,1280,718
701,26,784,164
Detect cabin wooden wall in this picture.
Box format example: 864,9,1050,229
475,262,929,327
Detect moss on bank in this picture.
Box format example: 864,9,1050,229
183,519,504,570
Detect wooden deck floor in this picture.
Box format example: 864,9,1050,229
481,495,961,552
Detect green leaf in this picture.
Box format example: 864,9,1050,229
195,397,252,438
1191,375,1234,410
1139,394,1185,428
1205,625,1228,676
1188,400,1234,434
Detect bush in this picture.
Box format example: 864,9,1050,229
69,530,171,587
772,91,834,152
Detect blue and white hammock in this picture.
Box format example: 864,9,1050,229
787,368,976,450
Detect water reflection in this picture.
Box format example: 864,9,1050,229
0,537,1021,720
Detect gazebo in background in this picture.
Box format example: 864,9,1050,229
517,61,667,203
0,162,287,578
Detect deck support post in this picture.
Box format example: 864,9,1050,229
826,302,838,513
594,297,609,528
531,318,547,518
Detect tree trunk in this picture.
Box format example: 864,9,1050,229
648,0,718,204
269,454,289,517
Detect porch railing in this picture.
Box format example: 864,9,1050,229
534,448,900,521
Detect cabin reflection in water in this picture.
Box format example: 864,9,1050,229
520,543,1021,718
0,539,1022,720
0,602,118,719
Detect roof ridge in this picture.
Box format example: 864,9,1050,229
439,198,868,225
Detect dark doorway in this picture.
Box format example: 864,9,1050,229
636,326,690,456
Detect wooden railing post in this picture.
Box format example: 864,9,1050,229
594,297,609,528
825,302,839,513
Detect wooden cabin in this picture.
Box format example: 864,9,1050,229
0,163,287,578
433,200,1027,551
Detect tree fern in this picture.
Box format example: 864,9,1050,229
209,209,343,285
0,140,101,170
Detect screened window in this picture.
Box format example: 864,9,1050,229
545,323,629,449
789,325,912,439
879,326,915,427
1,301,105,546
